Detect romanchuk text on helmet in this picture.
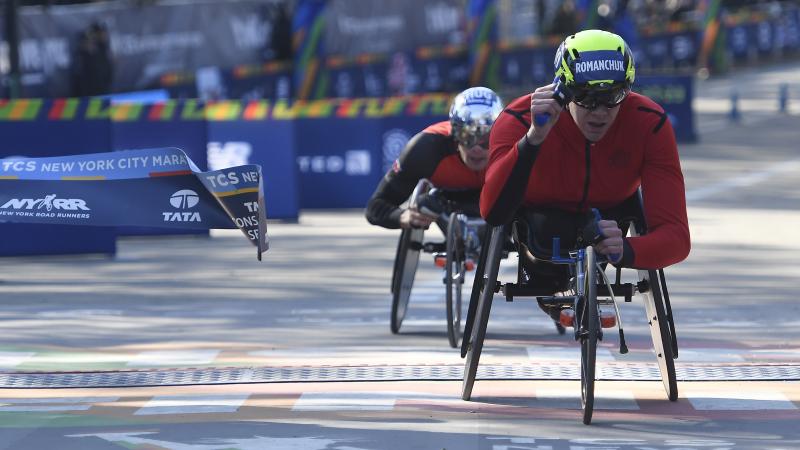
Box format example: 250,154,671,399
575,59,624,73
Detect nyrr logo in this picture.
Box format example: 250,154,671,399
163,189,201,222
207,141,252,171
1,194,90,211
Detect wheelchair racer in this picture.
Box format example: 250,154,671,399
481,29,690,275
366,86,503,231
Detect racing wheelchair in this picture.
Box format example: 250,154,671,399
390,179,485,348
460,192,678,424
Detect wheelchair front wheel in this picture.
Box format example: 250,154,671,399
391,228,423,334
640,268,678,401
445,213,465,348
579,246,598,425
461,224,491,358
630,221,678,401
462,225,504,400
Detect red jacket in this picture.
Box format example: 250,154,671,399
481,92,690,269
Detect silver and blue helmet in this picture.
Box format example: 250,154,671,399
449,86,503,148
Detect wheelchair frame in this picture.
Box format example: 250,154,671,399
390,180,485,348
459,195,678,424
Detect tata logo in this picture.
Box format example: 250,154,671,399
163,189,201,222
169,189,200,209
1,194,90,211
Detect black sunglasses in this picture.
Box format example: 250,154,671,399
571,85,630,110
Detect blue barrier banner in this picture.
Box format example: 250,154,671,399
295,118,382,208
290,95,451,209
112,100,210,235
635,75,697,143
727,23,752,63
0,147,268,259
206,112,299,221
380,115,447,174
0,98,117,256
320,49,468,99
497,44,552,89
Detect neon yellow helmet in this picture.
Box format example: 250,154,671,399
554,30,635,109
555,29,635,88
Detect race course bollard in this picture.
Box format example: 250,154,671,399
729,89,741,122
779,83,789,114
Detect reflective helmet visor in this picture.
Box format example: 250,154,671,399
453,124,491,149
449,86,503,150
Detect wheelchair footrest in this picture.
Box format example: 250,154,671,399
537,295,578,305
597,283,634,302
423,242,446,253
502,283,563,301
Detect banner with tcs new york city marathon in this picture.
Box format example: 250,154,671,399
0,147,268,259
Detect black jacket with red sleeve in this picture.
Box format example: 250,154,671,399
366,121,485,229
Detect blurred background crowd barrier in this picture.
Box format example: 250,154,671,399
0,0,796,255
2,0,796,99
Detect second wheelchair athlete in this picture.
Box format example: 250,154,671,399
365,86,504,232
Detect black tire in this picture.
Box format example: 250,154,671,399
462,226,504,401
580,246,598,425
461,225,491,358
390,228,423,334
642,269,678,401
446,213,465,348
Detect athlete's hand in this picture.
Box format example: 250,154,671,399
399,208,436,229
594,220,623,264
526,83,565,146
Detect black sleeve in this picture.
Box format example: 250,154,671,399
365,131,449,229
483,136,541,225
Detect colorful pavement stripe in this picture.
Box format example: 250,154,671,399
0,381,795,428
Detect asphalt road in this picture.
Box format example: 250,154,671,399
0,64,799,449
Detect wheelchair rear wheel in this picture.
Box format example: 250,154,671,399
462,226,504,400
580,246,598,425
445,213,465,348
391,228,423,334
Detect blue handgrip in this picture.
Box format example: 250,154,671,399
533,77,572,128
591,208,602,232
534,113,550,126
591,208,621,263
